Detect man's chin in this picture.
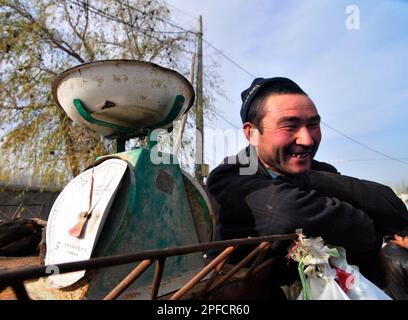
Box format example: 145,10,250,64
262,157,311,176
289,168,309,175
272,164,310,176
285,160,312,175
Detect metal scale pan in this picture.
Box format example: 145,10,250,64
25,60,215,299
52,59,195,138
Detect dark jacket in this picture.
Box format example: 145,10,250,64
382,242,408,299
206,147,408,284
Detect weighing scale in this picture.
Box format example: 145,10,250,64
26,60,214,299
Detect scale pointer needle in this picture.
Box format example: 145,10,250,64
68,166,118,238
69,166,94,238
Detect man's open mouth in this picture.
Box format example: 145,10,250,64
289,152,310,159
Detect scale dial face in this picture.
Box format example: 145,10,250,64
45,158,128,289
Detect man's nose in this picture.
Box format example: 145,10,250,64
296,127,314,146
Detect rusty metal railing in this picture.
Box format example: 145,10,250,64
0,233,297,300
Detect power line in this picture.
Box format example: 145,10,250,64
161,0,198,21
321,158,408,163
65,1,408,165
68,0,193,35
203,39,255,78
216,113,241,130
67,0,196,55
322,121,408,166
347,158,408,162
113,0,196,34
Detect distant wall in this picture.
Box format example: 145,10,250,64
0,186,60,221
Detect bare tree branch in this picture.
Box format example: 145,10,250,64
3,2,86,63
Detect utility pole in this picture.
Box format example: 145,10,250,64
195,15,205,185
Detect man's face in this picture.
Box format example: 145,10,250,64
245,94,321,176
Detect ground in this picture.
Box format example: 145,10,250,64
0,255,40,300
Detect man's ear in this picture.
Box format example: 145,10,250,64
394,235,403,243
243,122,259,146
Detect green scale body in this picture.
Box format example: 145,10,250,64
88,147,213,299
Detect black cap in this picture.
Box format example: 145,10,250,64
240,77,306,123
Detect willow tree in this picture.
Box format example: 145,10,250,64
0,0,216,189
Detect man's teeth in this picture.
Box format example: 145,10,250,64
290,153,309,158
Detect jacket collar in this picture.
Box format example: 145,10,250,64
236,145,271,177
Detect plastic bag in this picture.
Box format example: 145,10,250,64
287,231,392,300
330,247,391,300
297,276,350,300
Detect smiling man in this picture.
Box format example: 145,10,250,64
206,77,408,289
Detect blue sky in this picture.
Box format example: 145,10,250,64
166,0,408,187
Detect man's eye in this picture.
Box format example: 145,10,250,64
283,125,297,130
308,122,320,128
